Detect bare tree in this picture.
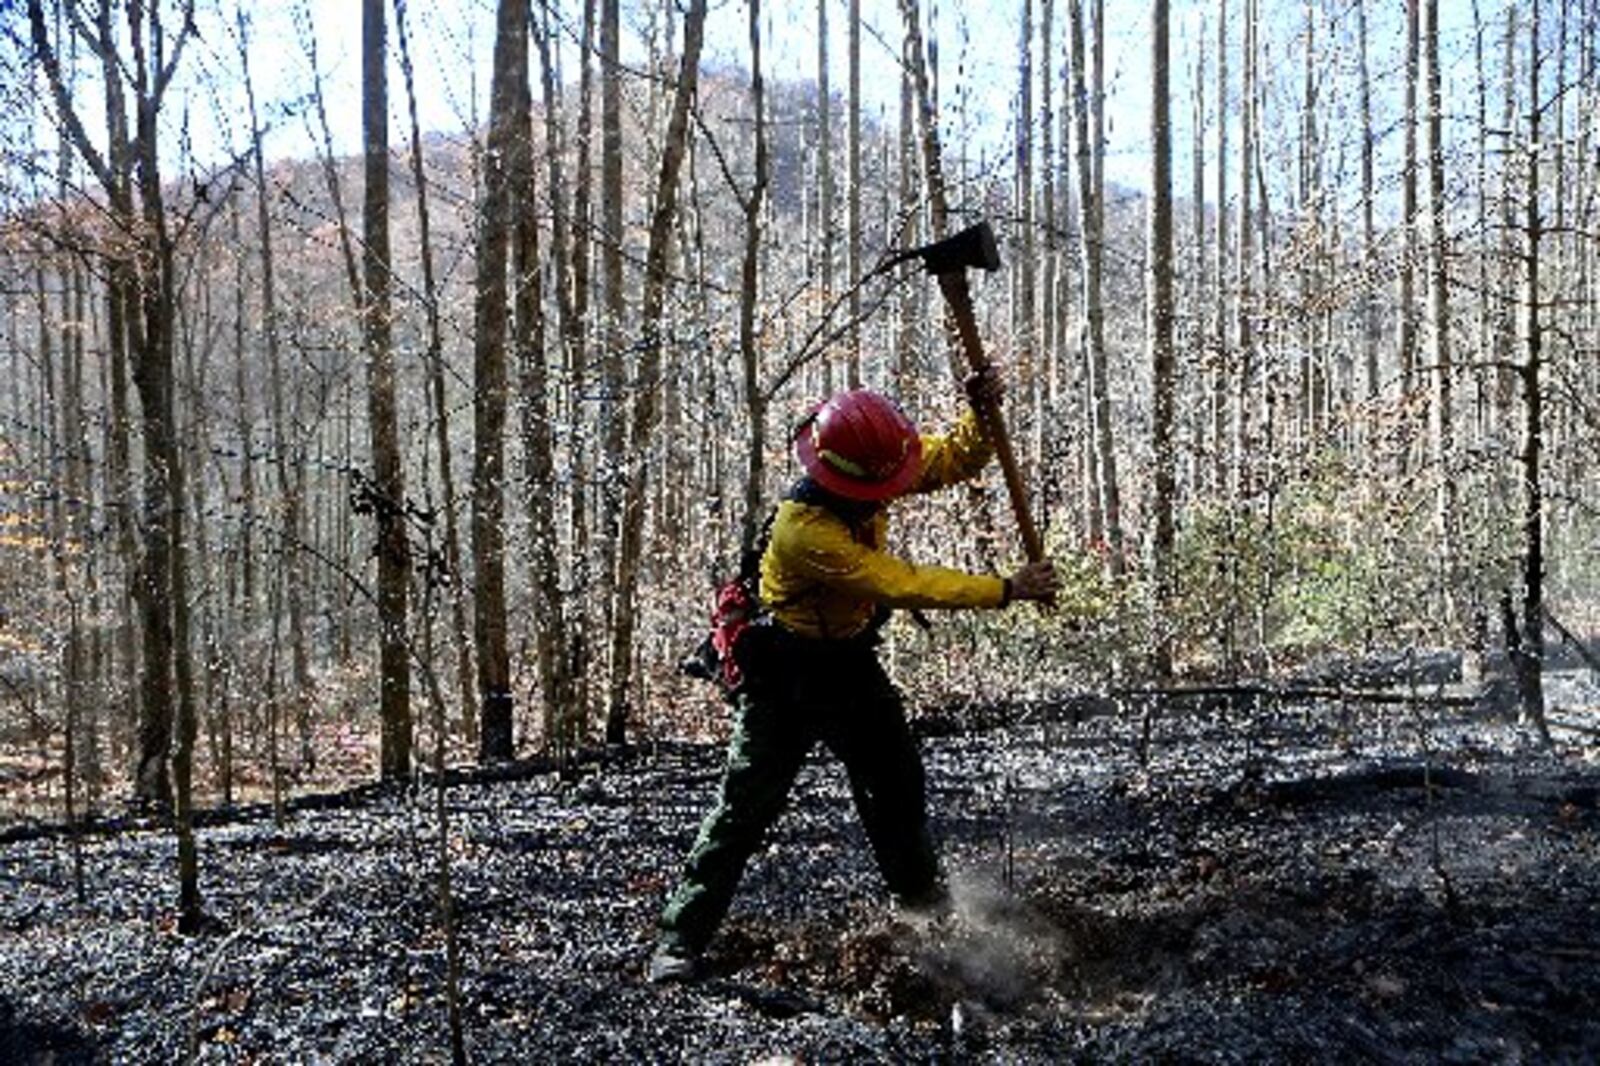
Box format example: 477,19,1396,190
237,5,311,784
893,17,921,397
1067,0,1124,570
1515,0,1551,742
394,0,477,748
29,0,204,929
1212,0,1230,493
362,0,412,779
1358,0,1378,406
846,0,863,385
596,0,626,694
1188,12,1206,499
1039,0,1057,491
511,5,567,769
1423,0,1459,626
471,0,531,763
1496,3,1520,428
737,0,773,556
1233,0,1256,498
817,0,836,390
1149,0,1175,679
898,0,951,234
534,0,590,759
1398,0,1421,408
1016,0,1036,481
604,0,709,745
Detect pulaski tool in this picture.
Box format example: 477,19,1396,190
893,221,1046,565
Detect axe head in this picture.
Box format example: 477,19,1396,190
911,221,1001,275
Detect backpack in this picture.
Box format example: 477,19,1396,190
680,508,779,693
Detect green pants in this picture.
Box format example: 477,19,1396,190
657,638,942,955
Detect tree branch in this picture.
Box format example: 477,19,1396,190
27,0,114,191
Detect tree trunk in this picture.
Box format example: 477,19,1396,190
238,4,311,778
534,0,587,755
846,0,863,386
226,198,250,807
394,0,477,750
1016,0,1036,483
72,0,139,777
471,0,529,763
604,0,709,745
64,259,99,805
1472,0,1492,443
1188,14,1205,501
1358,0,1378,406
1213,0,1230,495
740,0,772,556
898,0,950,234
1423,0,1459,628
1039,0,1056,498
1234,0,1256,499
363,0,412,779
1518,0,1551,743
132,3,198,929
1496,4,1520,430
817,0,835,391
894,26,919,397
510,15,567,768
566,0,599,744
1068,0,1124,570
47,142,88,886
1398,0,1421,410
301,10,364,684
597,0,626,679
1296,0,1320,449
30,0,191,823
1149,0,1175,679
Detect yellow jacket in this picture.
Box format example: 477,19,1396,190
761,408,1007,639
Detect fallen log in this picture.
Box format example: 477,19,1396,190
1259,764,1483,806
0,746,621,847
1112,684,1478,709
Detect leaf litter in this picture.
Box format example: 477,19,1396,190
1,689,1598,1062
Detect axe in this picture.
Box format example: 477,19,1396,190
898,222,1046,564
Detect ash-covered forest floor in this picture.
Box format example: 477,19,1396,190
3,685,1600,1064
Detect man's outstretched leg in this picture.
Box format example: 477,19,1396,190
653,697,809,982
825,662,944,911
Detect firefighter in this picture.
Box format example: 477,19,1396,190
649,369,1059,983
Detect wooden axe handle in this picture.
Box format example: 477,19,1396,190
936,271,1046,564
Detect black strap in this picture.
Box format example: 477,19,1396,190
787,476,881,528
738,505,780,583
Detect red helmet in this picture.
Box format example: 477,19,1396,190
794,389,923,501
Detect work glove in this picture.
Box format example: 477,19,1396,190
1004,559,1059,605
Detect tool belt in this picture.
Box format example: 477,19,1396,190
732,605,891,692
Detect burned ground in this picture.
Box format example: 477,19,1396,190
2,689,1598,1063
